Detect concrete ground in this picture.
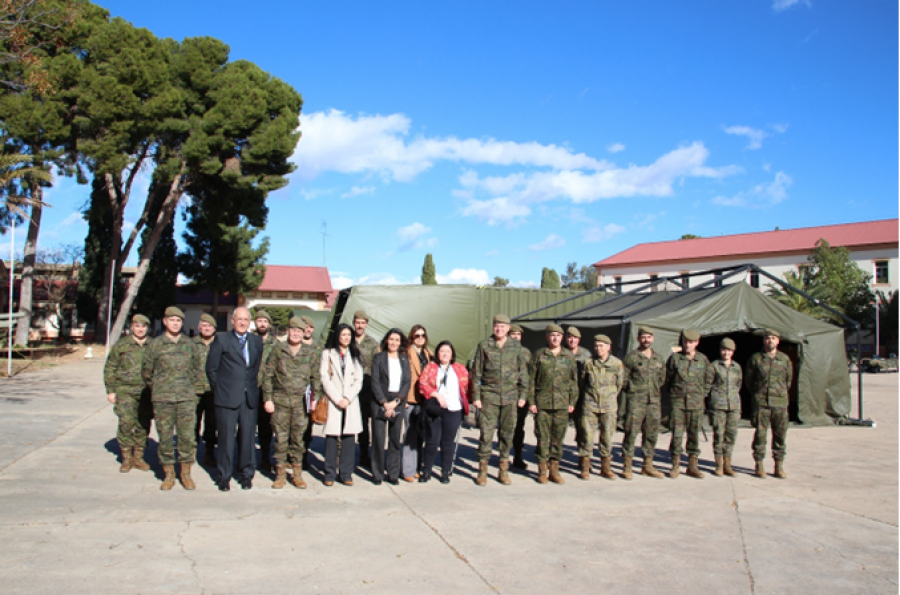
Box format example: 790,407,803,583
0,360,896,594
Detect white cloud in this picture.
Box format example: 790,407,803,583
773,0,811,12
395,222,437,252
330,275,354,290
460,197,532,226
723,125,768,150
436,268,491,285
341,185,375,198
528,234,566,251
583,223,627,243
712,171,793,207
607,143,626,153
511,280,539,288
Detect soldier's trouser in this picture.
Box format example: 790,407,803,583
712,409,740,457
272,400,309,466
512,403,529,454
477,400,516,461
195,390,216,446
534,408,569,462
621,399,660,460
669,402,702,457
115,390,153,448
155,400,197,465
578,409,617,458
753,406,787,461
358,391,373,461
572,396,586,447
257,397,273,453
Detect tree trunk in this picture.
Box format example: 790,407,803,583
14,187,42,346
96,174,123,344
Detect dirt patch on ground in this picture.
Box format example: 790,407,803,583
0,343,101,377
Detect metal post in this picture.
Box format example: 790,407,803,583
856,324,863,420
105,258,115,356
875,295,880,358
7,219,14,377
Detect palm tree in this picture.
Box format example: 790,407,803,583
0,153,52,232
765,270,845,324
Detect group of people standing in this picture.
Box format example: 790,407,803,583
103,305,793,492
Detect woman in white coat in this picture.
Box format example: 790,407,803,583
320,323,364,486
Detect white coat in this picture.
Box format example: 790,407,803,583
320,348,364,436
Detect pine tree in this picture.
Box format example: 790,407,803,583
541,267,560,289
422,254,437,285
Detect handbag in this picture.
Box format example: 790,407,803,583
312,356,334,425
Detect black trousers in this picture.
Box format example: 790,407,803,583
215,402,258,484
512,403,529,456
195,391,217,446
358,391,373,463
324,434,355,482
258,405,273,455
424,409,463,477
370,402,403,482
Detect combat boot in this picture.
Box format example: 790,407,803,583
475,460,488,486
291,464,307,489
600,457,616,479
160,465,176,491
686,455,704,479
537,461,549,484
755,460,767,479
773,460,787,479
578,456,591,480
272,465,287,489
132,447,150,471
548,460,565,484
203,441,216,467
512,448,528,470
714,456,724,476
640,458,663,479
259,446,272,475
497,460,512,485
180,462,196,490
621,456,634,480
118,443,133,473
723,456,736,477
669,456,681,479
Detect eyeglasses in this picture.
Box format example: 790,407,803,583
413,333,426,339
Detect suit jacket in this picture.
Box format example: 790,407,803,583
206,331,264,409
371,351,412,406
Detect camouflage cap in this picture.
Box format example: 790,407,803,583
720,337,736,350
565,326,582,338
493,314,511,325
199,313,217,328
764,328,781,338
637,325,654,336
164,306,185,320
254,310,272,323
509,323,523,333
131,314,150,326
594,334,612,345
288,316,304,329
682,328,701,341
546,323,564,334
300,315,315,328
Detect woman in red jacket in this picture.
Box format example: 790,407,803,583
418,340,470,484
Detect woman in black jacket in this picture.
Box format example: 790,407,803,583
370,328,411,485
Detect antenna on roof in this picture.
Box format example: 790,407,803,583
321,220,328,266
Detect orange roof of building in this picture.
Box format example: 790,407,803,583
257,265,333,293
594,219,899,269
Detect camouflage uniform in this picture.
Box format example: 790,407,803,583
579,354,624,459
528,348,578,462
141,334,201,465
512,342,532,460
355,334,380,463
256,333,281,462
620,349,666,461
666,352,713,458
104,336,153,448
264,341,323,467
193,336,216,450
708,360,742,457
745,351,793,462
471,336,529,461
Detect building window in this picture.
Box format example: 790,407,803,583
261,292,272,298
679,272,690,289
875,260,889,284
750,271,760,289
614,276,622,292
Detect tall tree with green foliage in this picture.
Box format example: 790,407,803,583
541,267,561,289
421,253,437,285
765,270,844,324
680,234,702,240
804,239,875,325
560,262,598,291
75,175,114,325
133,180,178,320
492,276,509,287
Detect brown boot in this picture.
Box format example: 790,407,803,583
548,460,565,484
578,456,591,480
755,460,767,479
723,456,735,477
118,443,133,473
512,449,528,470
537,461,549,484
686,455,704,479
273,465,287,489
669,456,681,479
180,462,196,490
599,457,616,480
475,460,488,486
621,456,633,480
640,458,663,479
773,460,786,479
498,460,512,485
714,456,724,476
160,465,176,490
291,464,307,489
132,446,150,471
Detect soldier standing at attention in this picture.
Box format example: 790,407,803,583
142,307,201,491
745,329,793,479
578,334,624,481
708,338,742,477
564,327,592,447
620,326,666,480
300,315,322,471
263,316,322,490
104,314,153,473
666,329,713,479
526,324,578,484
194,314,218,466
509,324,532,471
471,314,529,486
253,310,279,475
353,310,380,469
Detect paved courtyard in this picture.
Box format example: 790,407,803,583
0,359,896,594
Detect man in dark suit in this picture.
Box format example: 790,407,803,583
206,306,264,491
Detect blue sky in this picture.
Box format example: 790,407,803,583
16,0,900,289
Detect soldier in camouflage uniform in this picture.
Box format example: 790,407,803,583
565,327,592,447
353,310,380,468
509,324,532,470
666,329,713,479
254,310,279,474
300,315,322,470
263,316,322,489
527,324,578,484
745,328,793,479
471,314,529,486
104,314,153,473
708,337,742,477
193,313,218,466
578,334,624,481
620,326,667,480
141,306,202,491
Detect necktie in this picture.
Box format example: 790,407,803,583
238,334,249,365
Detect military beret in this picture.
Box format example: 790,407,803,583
353,310,369,321
199,313,217,328
764,328,780,338
164,306,184,320
720,337,736,350
565,326,581,338
637,326,654,336
546,323,564,334
493,314,511,325
594,334,612,345
288,316,304,329
254,310,272,323
509,323,523,333
682,329,701,341
131,314,150,326
300,315,315,328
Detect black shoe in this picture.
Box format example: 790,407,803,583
418,473,431,483
218,481,230,492
386,477,399,485
240,479,252,490
440,475,450,484
372,480,382,486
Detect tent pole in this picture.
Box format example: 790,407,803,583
515,283,611,320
